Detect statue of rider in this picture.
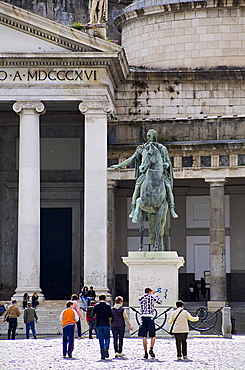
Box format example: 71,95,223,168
109,129,178,219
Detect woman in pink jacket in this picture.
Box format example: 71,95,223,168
71,294,83,338
169,300,199,361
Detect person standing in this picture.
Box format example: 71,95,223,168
71,294,83,338
200,277,206,300
88,286,96,303
138,287,162,359
169,300,199,361
80,286,90,309
60,301,79,358
22,293,29,309
111,296,134,358
31,292,39,309
24,301,38,339
86,300,97,339
92,294,112,360
3,300,20,340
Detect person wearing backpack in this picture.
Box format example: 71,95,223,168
169,300,199,361
86,300,97,339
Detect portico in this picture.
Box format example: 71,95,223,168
0,2,128,300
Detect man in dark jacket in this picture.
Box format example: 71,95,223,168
23,301,38,339
92,294,112,360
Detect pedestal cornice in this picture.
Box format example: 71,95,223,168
205,178,227,186
122,251,185,269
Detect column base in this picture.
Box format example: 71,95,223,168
208,301,227,312
11,287,45,303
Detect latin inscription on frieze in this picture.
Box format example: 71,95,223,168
0,69,98,83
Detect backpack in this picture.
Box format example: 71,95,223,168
87,306,94,319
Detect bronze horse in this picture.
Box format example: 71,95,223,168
132,143,169,251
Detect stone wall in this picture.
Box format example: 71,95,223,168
115,70,245,120
116,0,245,69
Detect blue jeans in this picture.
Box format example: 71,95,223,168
76,319,81,337
96,326,110,358
81,297,90,309
26,321,36,339
63,324,75,357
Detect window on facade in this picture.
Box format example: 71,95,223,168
238,154,245,166
200,156,211,167
182,156,193,167
219,155,230,167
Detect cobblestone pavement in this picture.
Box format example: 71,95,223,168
1,335,245,370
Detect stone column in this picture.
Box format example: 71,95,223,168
107,180,117,298
12,101,45,301
205,178,227,310
79,101,111,297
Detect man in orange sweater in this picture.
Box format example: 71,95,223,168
60,301,79,358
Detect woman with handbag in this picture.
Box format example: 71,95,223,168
3,300,20,340
169,300,199,361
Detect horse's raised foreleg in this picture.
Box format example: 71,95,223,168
132,197,142,223
138,210,146,251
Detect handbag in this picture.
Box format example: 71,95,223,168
5,305,14,322
169,309,184,335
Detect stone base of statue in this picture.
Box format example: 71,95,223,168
85,24,107,40
122,251,185,336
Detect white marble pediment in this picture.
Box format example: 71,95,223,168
0,24,68,53
0,1,122,53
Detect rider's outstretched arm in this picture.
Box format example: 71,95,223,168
108,152,137,170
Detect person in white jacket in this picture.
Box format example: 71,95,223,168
169,300,199,361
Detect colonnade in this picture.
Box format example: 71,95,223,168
12,99,228,305
12,100,111,300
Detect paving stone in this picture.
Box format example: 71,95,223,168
1,336,245,370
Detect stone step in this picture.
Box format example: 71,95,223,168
0,300,88,336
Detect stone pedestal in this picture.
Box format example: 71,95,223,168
85,24,107,40
122,251,185,307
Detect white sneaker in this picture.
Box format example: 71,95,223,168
118,353,125,357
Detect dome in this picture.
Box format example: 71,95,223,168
115,0,245,70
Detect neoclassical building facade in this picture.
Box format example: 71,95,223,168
1,0,245,305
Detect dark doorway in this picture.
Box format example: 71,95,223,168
41,208,72,299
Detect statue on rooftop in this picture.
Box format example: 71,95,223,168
89,0,108,24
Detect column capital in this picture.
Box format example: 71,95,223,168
204,177,227,186
79,100,112,114
107,180,117,189
13,101,45,115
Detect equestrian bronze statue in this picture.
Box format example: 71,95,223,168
108,129,178,251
